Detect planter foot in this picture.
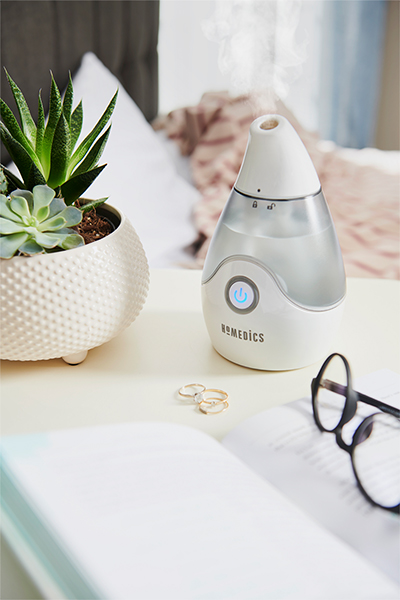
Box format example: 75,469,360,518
62,350,88,365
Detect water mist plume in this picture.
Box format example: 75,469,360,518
203,0,306,110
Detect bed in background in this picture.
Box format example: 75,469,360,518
1,0,399,277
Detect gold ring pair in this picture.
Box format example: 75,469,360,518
178,384,229,415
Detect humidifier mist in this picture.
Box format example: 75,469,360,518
201,114,346,371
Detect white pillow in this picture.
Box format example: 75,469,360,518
71,52,200,267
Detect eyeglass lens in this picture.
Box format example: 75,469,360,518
353,413,400,509
315,355,348,432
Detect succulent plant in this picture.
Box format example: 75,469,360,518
0,184,84,259
0,70,117,207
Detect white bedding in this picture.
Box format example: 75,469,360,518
71,52,201,268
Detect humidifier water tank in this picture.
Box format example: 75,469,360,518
201,115,346,371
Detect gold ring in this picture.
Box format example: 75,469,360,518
198,388,229,404
199,400,229,415
178,383,205,398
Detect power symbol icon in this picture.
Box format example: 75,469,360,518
234,288,248,303
227,278,258,312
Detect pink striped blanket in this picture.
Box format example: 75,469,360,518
155,92,399,279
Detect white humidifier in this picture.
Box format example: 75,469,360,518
201,115,346,370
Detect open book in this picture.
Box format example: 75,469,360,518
1,371,399,600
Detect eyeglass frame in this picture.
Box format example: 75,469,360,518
311,353,400,514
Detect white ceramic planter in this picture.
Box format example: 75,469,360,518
0,203,149,363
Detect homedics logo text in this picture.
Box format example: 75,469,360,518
221,323,264,342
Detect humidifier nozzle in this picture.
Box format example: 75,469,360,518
234,114,321,200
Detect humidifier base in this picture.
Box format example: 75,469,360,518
202,258,346,371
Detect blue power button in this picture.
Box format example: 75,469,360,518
226,277,259,314
234,287,248,303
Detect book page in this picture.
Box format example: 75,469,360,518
222,369,400,586
1,421,399,599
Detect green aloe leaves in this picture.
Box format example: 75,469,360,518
0,184,84,259
0,70,117,206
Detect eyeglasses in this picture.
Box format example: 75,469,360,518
311,353,400,513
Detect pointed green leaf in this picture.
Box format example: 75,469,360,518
0,165,25,193
42,73,62,177
70,101,83,152
0,102,41,170
60,164,106,205
47,112,71,188
79,197,108,213
0,231,29,258
0,123,36,184
72,126,111,177
25,161,47,191
36,91,45,161
63,73,73,126
4,69,36,147
0,99,35,156
68,89,117,175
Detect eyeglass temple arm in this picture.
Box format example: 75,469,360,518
320,379,400,419
356,390,400,418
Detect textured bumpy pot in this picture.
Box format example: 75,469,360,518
0,203,149,364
